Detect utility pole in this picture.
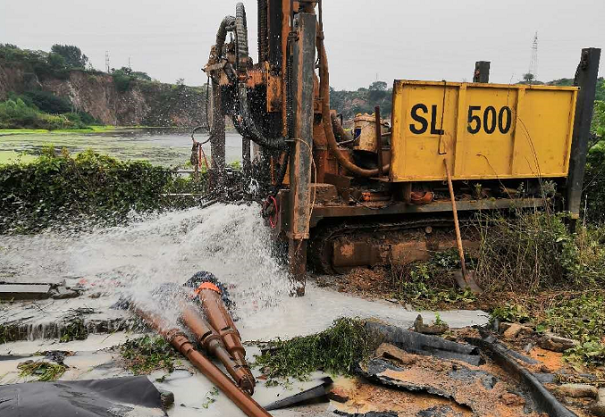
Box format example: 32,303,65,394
128,57,132,71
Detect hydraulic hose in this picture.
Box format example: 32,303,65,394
318,32,389,177
216,16,236,56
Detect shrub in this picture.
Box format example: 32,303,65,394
0,148,207,233
475,211,605,292
23,90,73,114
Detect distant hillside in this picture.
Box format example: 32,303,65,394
0,44,208,127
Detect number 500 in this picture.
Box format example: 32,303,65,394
467,106,513,135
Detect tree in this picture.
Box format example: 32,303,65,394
51,44,88,69
522,73,535,83
369,81,388,91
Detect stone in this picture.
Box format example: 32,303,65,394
500,392,526,407
503,323,532,340
160,390,175,409
539,333,579,352
413,315,449,335
590,388,605,416
375,343,417,366
556,383,598,399
328,385,351,403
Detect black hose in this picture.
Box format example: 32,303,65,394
257,0,268,63
216,16,236,57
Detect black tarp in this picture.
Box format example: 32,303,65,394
0,376,166,417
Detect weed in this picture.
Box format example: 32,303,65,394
475,211,605,292
390,253,477,308
490,303,530,324
540,293,605,342
434,313,446,326
201,387,220,409
18,361,66,381
564,341,605,369
253,318,376,383
59,318,88,343
121,335,178,375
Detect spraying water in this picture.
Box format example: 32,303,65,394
1,203,487,344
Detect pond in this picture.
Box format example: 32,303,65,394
0,128,245,167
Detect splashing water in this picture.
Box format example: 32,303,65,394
1,204,292,332
1,203,488,345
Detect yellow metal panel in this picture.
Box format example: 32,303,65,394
390,81,578,182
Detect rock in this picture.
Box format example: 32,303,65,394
539,333,579,352
590,388,605,416
556,383,598,399
500,392,526,407
413,315,449,335
328,385,350,403
159,390,175,409
502,323,532,340
375,343,417,366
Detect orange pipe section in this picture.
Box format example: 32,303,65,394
133,306,272,417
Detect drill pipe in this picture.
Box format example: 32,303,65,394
196,286,249,375
132,305,272,417
181,304,255,394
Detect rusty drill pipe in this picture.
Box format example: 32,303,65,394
132,305,273,417
181,305,255,394
197,286,249,372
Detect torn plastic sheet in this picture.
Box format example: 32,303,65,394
0,376,165,417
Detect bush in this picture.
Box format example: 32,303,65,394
0,148,207,233
23,90,73,114
475,211,605,292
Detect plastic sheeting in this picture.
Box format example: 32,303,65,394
0,376,166,417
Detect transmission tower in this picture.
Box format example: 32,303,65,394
105,51,111,73
528,32,538,83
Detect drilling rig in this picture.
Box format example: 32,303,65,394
204,1,601,295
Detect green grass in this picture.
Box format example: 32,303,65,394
120,335,179,375
253,318,377,385
18,361,66,381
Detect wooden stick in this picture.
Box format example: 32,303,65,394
443,159,469,284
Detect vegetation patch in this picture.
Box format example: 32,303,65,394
253,318,377,384
59,318,89,343
475,211,605,293
389,249,477,309
120,335,179,375
18,361,66,382
0,147,206,233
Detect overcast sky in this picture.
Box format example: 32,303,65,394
1,0,603,89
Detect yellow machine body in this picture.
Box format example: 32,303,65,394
390,81,579,182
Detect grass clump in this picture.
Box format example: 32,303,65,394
59,318,88,343
491,303,530,324
253,318,375,383
540,293,605,342
475,211,605,292
18,361,66,381
121,335,179,375
390,249,477,308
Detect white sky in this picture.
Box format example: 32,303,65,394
1,0,603,89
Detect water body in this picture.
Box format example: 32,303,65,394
0,128,244,167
